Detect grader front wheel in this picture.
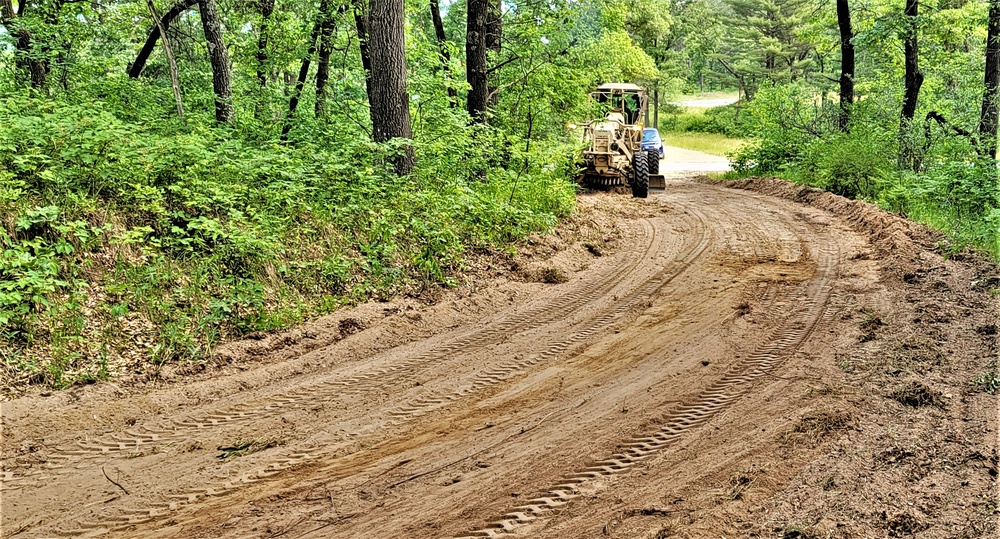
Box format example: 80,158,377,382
631,151,649,199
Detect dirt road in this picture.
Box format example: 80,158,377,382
3,178,997,539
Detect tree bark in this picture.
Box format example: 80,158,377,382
430,0,457,106
466,0,488,122
366,0,414,174
353,1,373,100
981,0,1000,158
198,0,234,123
280,12,323,141
254,0,274,120
128,0,199,78
257,0,274,89
315,4,336,118
899,0,924,169
836,0,854,131
146,0,184,117
653,85,659,129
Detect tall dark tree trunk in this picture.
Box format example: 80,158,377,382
836,0,855,131
256,0,274,89
466,0,488,122
353,1,373,99
280,10,323,141
981,0,1000,158
254,0,274,120
315,3,337,118
128,0,199,78
198,0,234,123
366,0,414,174
430,0,457,106
899,0,924,169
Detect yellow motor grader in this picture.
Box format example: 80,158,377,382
577,83,665,198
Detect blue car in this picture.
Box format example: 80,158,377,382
641,128,664,159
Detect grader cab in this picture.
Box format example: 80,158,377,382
577,83,665,198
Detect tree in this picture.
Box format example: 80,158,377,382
366,0,415,174
467,0,489,122
430,0,457,106
981,0,1000,157
836,0,854,130
899,0,924,168
198,0,234,123
128,0,200,78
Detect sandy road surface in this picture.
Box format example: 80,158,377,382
2,178,997,539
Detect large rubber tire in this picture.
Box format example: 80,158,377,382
648,150,660,175
631,150,649,198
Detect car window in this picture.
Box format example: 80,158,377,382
642,129,660,143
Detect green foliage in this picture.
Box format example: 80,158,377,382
0,97,576,387
975,368,1000,394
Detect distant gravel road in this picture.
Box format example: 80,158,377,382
671,97,739,108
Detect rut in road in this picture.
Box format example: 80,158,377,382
453,235,839,538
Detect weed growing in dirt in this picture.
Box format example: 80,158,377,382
973,369,1000,394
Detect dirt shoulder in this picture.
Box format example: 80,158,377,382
1,178,997,539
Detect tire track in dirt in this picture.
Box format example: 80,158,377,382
18,211,715,538
449,209,840,538
2,219,667,488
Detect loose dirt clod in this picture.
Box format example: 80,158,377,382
535,266,569,284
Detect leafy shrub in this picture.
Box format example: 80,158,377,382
799,130,896,199
0,97,577,387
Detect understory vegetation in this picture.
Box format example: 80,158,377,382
0,96,576,386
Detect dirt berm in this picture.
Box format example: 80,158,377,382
1,176,997,539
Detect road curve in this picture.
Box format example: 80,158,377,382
2,180,872,539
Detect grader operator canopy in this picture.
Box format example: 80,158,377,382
591,83,646,126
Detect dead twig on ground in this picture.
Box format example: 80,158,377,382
101,467,129,495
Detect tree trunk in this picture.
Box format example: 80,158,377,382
466,0,488,122
836,0,854,131
366,0,414,174
485,0,501,109
899,0,924,169
653,86,659,129
315,3,337,118
354,1,373,100
280,12,323,141
2,0,52,89
256,0,274,89
198,0,234,123
430,0,457,106
981,0,1000,158
128,0,199,78
146,0,184,117
254,0,274,120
